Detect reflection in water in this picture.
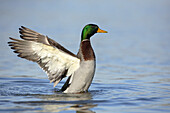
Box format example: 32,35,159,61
15,92,97,113
42,91,92,101
39,103,96,113
39,92,96,112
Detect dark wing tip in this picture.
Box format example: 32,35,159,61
20,35,23,38
19,30,23,34
9,37,15,40
11,47,16,49
8,37,13,45
21,26,26,29
8,41,13,45
19,26,27,32
19,28,22,30
19,26,25,31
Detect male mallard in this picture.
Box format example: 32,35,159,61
8,24,107,93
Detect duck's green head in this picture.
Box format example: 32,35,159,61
81,24,107,41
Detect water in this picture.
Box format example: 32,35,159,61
0,0,170,113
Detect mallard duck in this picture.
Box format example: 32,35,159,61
8,24,107,93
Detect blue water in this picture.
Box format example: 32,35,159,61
0,1,170,113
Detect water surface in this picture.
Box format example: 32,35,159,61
0,1,170,113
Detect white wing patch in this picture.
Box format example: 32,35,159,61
31,42,80,85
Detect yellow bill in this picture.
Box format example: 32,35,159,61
97,28,108,33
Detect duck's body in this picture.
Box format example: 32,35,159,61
8,24,107,93
63,39,96,93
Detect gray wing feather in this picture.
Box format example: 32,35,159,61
19,26,50,45
8,37,39,61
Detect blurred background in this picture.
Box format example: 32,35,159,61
0,0,170,113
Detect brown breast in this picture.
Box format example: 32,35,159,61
80,40,95,61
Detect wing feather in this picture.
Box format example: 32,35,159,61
8,26,80,86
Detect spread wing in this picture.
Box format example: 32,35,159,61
8,26,80,87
